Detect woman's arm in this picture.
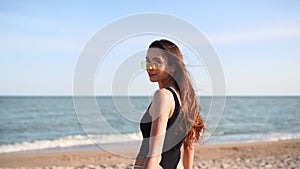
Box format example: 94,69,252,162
143,89,173,169
183,142,194,169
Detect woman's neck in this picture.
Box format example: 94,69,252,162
158,77,176,89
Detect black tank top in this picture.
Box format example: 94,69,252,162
139,87,185,169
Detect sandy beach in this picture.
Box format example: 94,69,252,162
1,139,300,169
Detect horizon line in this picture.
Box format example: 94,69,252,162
0,94,300,97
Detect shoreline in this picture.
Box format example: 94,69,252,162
1,139,300,168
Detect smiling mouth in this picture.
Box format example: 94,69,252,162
148,73,156,77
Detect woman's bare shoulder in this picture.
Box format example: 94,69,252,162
149,88,174,117
152,88,173,101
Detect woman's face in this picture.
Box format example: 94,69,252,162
145,48,172,83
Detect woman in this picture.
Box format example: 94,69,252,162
134,39,204,169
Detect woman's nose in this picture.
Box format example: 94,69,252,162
148,63,157,71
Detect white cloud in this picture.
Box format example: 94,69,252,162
207,22,300,44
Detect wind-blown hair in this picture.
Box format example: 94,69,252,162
149,39,204,145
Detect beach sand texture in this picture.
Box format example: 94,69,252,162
1,139,300,169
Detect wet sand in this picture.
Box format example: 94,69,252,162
1,139,300,169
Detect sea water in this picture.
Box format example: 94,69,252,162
0,96,299,153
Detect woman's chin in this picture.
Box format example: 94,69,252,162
149,77,157,82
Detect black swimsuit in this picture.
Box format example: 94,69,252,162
139,87,185,169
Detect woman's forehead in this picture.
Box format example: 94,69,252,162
146,48,165,59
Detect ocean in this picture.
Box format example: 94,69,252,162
0,96,300,153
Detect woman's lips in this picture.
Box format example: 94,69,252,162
148,72,156,77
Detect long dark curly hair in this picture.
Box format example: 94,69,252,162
149,39,205,145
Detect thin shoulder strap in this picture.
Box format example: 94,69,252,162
165,87,180,106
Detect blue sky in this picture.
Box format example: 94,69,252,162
1,1,300,96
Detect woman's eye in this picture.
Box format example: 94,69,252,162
154,60,162,64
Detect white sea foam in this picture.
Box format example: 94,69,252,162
205,132,300,144
261,132,300,142
0,132,142,153
2,132,300,153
